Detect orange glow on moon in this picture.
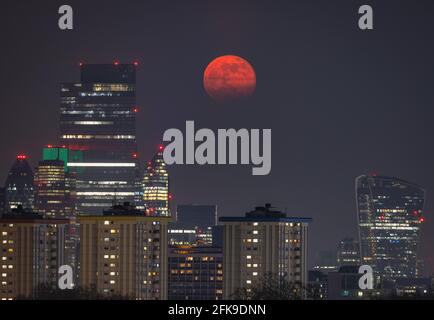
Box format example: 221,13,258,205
203,55,256,102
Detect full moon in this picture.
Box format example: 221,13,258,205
203,55,256,102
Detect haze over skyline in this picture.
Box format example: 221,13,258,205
0,0,433,273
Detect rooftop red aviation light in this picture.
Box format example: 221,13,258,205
113,60,120,66
419,217,425,223
16,154,27,160
158,145,164,151
133,61,139,66
133,107,139,113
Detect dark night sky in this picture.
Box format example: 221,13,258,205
1,0,433,273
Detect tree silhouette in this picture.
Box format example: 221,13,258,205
16,283,131,300
232,273,309,300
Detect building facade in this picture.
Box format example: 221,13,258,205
356,174,425,280
143,146,170,216
337,237,360,267
168,246,223,300
60,63,140,214
34,159,76,219
0,212,67,299
78,204,170,299
34,158,78,272
219,204,311,299
4,155,34,211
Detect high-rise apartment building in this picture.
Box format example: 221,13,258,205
78,203,170,299
337,237,360,267
0,211,68,299
219,204,311,299
169,204,217,246
168,246,223,300
4,155,34,211
143,146,170,216
60,63,140,214
356,174,425,280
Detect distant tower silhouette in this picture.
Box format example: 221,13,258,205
4,155,34,211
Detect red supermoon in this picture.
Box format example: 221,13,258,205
203,55,256,102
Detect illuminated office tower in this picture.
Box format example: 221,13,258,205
60,63,140,214
220,204,312,299
78,203,170,299
356,174,425,280
34,158,78,271
168,246,223,300
143,146,170,216
4,155,34,211
42,145,70,172
0,211,67,299
337,237,360,267
34,160,76,219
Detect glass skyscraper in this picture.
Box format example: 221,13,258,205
355,174,425,280
34,159,76,219
60,63,140,214
143,146,170,216
4,155,34,211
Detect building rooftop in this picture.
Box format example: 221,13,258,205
0,207,69,224
219,203,312,223
78,202,173,222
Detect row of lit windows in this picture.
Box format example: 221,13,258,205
62,134,135,139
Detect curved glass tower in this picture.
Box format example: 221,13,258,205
143,146,170,216
355,174,425,280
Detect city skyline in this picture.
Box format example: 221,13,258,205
0,0,434,276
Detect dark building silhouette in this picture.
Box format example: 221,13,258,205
4,155,34,211
60,63,140,214
356,174,425,280
169,204,218,246
0,187,5,216
337,237,360,267
308,270,328,299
